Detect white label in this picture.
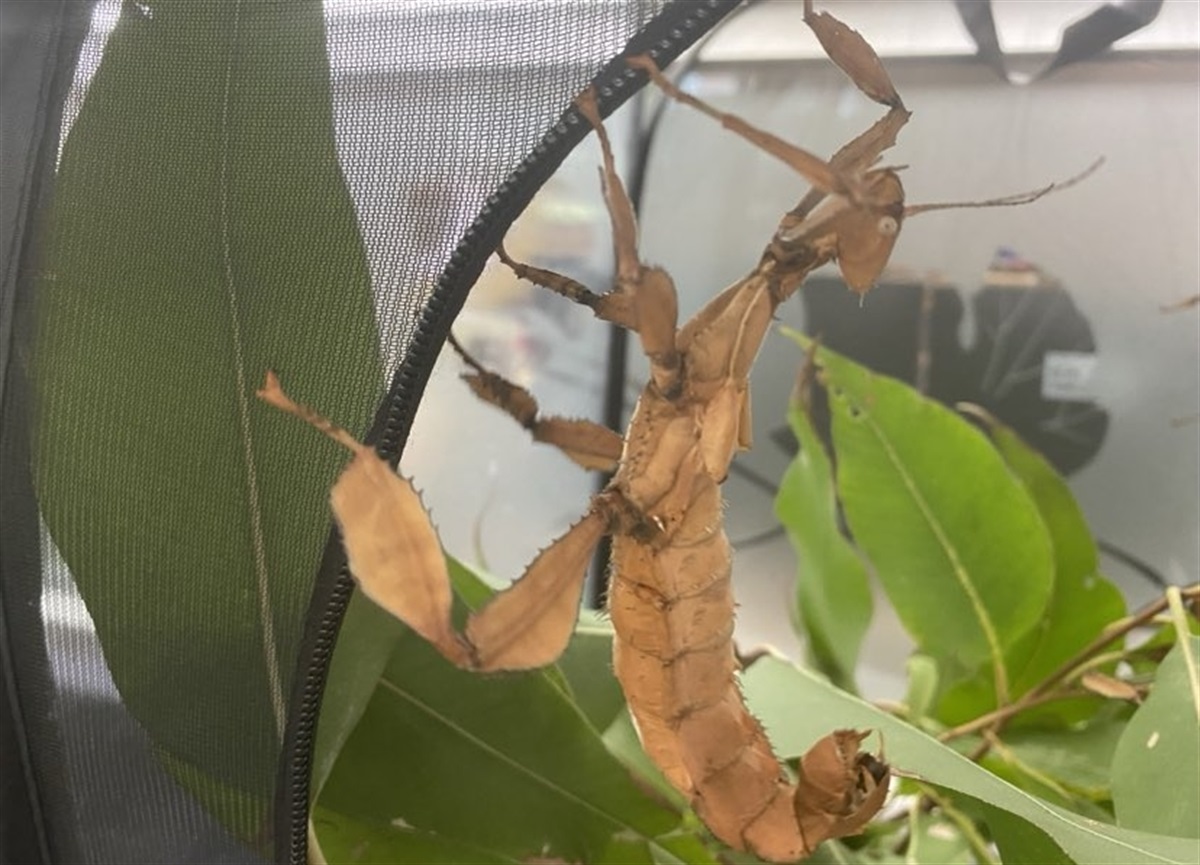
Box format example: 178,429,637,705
1041,351,1099,401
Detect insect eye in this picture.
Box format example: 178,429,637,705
877,215,899,237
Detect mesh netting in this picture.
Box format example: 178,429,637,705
0,1,739,862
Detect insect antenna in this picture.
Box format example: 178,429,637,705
904,157,1104,217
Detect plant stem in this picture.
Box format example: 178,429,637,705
1026,585,1196,702
939,689,1088,742
1166,586,1200,720
940,584,1200,744
917,783,999,865
983,731,1077,802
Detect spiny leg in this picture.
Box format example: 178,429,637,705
462,505,609,671
491,89,645,334
496,89,682,393
570,89,639,290
495,242,631,327
258,371,608,672
447,333,623,473
628,0,916,225
626,54,854,202
574,88,682,396
626,52,900,296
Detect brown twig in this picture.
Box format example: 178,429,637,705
939,584,1200,745
939,688,1090,743
1023,584,1198,704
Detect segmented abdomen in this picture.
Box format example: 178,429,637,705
607,475,809,862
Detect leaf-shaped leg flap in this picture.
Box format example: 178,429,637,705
259,372,608,673
466,509,608,671
330,450,470,667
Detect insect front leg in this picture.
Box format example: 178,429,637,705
257,372,609,673
495,243,636,331
625,55,852,202
625,1,918,297
575,89,682,398
498,89,683,396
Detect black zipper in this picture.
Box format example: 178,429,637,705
275,2,742,861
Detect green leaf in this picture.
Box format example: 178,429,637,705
904,811,974,864
969,799,1074,865
600,708,687,808
784,333,1054,708
978,739,1116,822
743,656,1199,864
1111,637,1200,839
315,559,682,862
904,654,940,723
606,833,722,865
317,626,684,863
1000,720,1126,803
557,610,625,733
316,555,618,804
32,0,381,835
775,399,873,692
312,806,519,865
964,411,1126,723
314,593,405,799
446,554,499,612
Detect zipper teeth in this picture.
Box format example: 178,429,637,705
283,1,736,861
381,0,734,455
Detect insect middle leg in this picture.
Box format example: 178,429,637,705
447,333,623,472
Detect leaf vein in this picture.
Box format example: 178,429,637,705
377,677,673,852
859,407,1010,703
218,0,285,741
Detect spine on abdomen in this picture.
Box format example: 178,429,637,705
608,520,809,862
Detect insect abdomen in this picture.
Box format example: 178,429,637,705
608,499,806,861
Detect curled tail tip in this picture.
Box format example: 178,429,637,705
791,728,891,847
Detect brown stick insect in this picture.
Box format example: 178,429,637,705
259,2,1099,859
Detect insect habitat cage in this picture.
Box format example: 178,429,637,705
1,1,1194,864
5,1,736,862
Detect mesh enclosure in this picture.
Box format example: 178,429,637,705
0,1,740,862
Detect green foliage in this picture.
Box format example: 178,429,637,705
31,0,381,840
981,417,1126,704
1111,636,1200,839
763,337,1198,861
776,395,873,692
785,331,1056,709
744,659,1197,865
307,338,1196,863
316,570,704,865
313,807,519,865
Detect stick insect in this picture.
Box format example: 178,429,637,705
260,2,1098,860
